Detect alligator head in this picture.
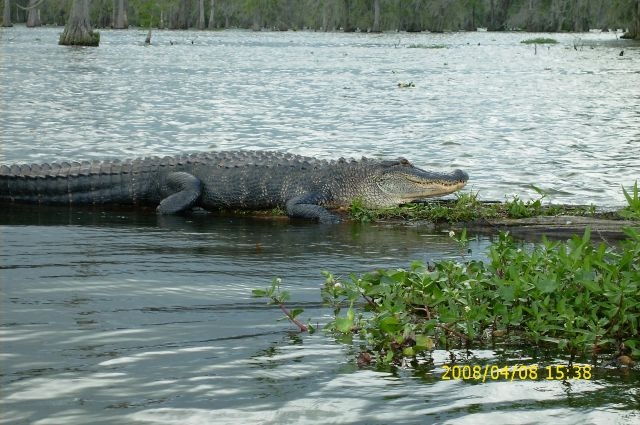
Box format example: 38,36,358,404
352,158,469,208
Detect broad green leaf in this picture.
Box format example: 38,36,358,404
335,316,354,333
402,346,415,357
290,308,304,319
379,315,402,333
251,289,267,298
498,285,515,302
536,278,558,294
415,334,434,350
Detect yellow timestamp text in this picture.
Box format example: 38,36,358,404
441,364,592,382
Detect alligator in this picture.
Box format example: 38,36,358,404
0,150,468,223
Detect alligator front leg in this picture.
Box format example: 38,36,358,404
286,194,340,223
157,172,203,214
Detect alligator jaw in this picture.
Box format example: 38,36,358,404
376,167,469,206
404,169,469,200
398,183,468,203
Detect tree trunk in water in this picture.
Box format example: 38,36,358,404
572,0,587,32
178,0,189,29
322,0,329,31
637,0,640,39
197,0,205,29
2,0,12,27
113,0,127,29
623,0,640,39
372,0,380,32
489,0,510,30
343,0,354,32
632,0,640,39
59,0,100,46
26,0,40,27
525,0,533,30
251,3,260,31
207,0,215,29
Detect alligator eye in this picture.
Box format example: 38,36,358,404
381,158,412,168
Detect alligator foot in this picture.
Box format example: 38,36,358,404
157,172,203,214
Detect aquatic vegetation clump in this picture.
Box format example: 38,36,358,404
321,228,639,365
255,228,639,366
521,37,558,44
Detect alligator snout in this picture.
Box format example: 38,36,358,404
452,169,469,182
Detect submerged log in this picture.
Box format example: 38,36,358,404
452,215,639,241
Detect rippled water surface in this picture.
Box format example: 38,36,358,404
1,26,640,424
2,209,638,425
1,26,639,205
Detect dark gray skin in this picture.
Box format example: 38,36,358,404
0,151,469,223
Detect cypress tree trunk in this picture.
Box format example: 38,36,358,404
2,0,12,27
489,0,511,30
197,0,205,29
621,0,639,38
634,0,640,39
372,0,380,32
637,0,640,39
322,0,330,31
343,0,354,32
26,4,40,27
177,0,189,29
59,0,100,46
113,0,128,29
207,0,215,29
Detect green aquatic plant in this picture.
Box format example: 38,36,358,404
254,228,640,366
619,180,640,220
322,227,640,365
252,277,313,333
503,185,560,218
348,198,376,223
521,37,558,45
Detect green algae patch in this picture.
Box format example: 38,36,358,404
521,37,558,45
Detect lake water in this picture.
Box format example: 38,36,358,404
1,26,639,205
1,26,639,424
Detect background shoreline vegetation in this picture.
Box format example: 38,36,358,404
2,0,640,40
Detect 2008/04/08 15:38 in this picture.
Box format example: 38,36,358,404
442,364,593,382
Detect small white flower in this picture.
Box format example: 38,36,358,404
334,282,342,289
448,230,456,238
464,306,471,312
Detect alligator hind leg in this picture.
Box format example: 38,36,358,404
286,194,340,223
157,172,203,214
